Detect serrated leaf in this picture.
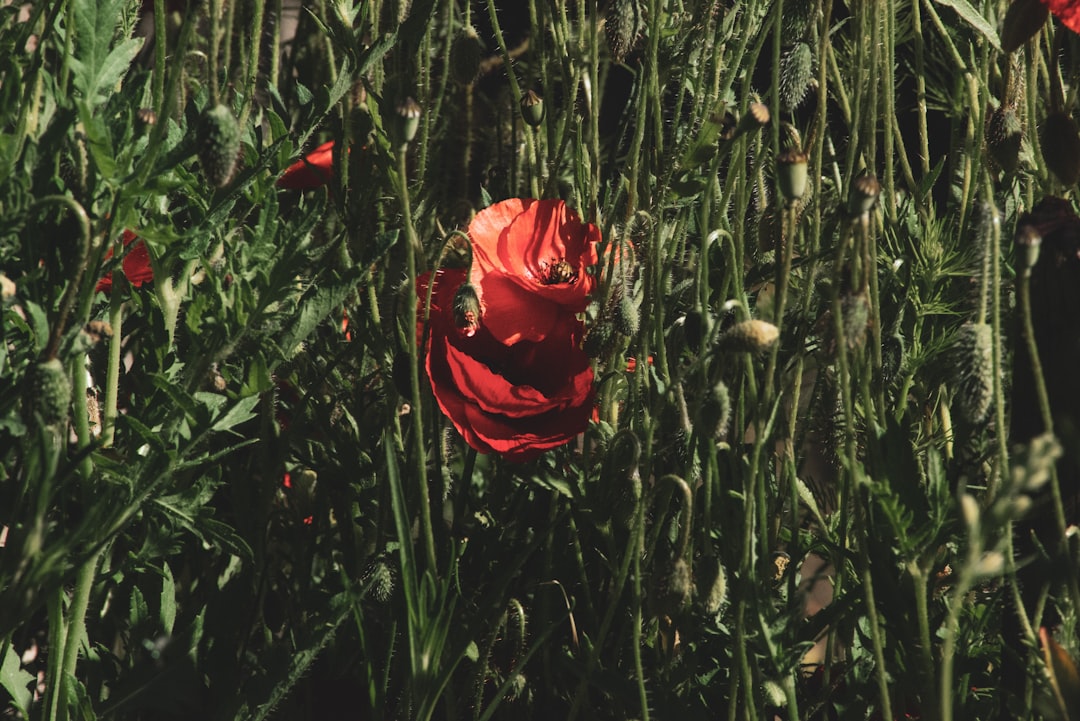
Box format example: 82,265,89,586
934,0,1001,51
208,395,260,435
71,0,136,103
160,563,176,636
1,642,33,717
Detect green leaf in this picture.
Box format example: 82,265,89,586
71,0,139,103
160,563,176,636
934,0,1001,51
1,642,34,717
207,395,260,435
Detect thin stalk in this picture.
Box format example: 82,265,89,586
54,549,104,721
398,147,438,573
238,0,266,131
101,270,124,449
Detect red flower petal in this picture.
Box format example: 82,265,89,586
96,231,153,293
277,140,337,189
1046,0,1080,33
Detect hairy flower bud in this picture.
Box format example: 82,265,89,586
718,319,780,354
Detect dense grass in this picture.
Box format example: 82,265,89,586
2,0,1080,719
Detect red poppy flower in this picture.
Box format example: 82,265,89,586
1045,0,1080,33
96,230,154,293
417,199,600,461
277,140,337,189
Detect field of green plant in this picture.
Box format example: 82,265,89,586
4,0,1080,718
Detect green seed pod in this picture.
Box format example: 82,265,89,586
520,89,545,128
779,42,814,112
198,103,241,188
717,319,780,354
952,322,994,424
450,26,483,86
1041,111,1080,186
776,148,809,204
847,173,881,216
987,104,1024,174
1014,222,1042,277
1000,0,1049,54
33,358,71,426
393,96,422,149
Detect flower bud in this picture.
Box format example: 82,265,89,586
952,322,994,425
32,358,71,426
718,319,780,354
776,148,809,204
450,26,483,86
198,103,241,187
987,105,1023,174
1041,111,1080,186
1000,0,1049,54
520,89,545,128
698,381,731,440
960,492,981,532
393,96,422,149
697,553,728,615
613,291,639,337
652,558,692,617
779,41,814,111
606,0,642,62
583,321,615,358
452,283,482,335
1014,222,1042,276
847,173,881,216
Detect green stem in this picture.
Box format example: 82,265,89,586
398,148,437,573
56,549,103,721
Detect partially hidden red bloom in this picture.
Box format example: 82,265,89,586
277,140,337,190
1045,0,1080,33
418,198,600,461
96,230,153,293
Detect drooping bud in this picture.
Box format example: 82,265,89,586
450,26,483,86
1000,0,1049,54
698,381,731,440
612,289,639,337
520,89,545,128
847,173,881,216
452,283,482,335
776,148,809,204
652,558,692,618
717,319,780,354
583,321,615,358
1040,111,1080,186
606,0,643,62
1014,222,1042,276
696,553,728,615
987,104,1024,174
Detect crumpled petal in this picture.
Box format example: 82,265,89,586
1046,0,1080,33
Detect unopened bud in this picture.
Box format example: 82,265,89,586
452,283,482,335
1000,0,1049,54
717,319,780,354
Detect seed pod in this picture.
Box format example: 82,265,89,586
952,322,994,424
198,104,241,187
520,89,544,128
717,319,780,354
987,104,1024,174
1014,222,1042,277
1000,0,1049,54
393,96,422,149
450,26,483,86
1041,111,1080,186
776,148,809,204
32,358,71,426
779,42,814,111
847,173,881,216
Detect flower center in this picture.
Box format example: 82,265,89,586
539,258,577,285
